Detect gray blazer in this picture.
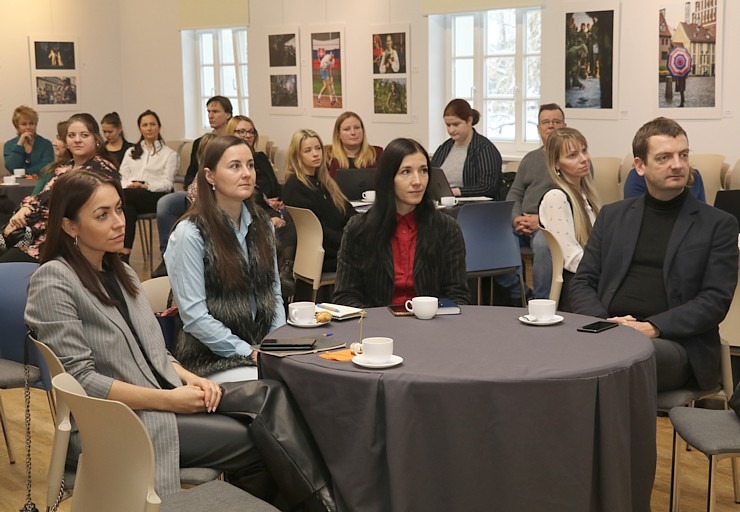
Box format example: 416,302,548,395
25,258,183,495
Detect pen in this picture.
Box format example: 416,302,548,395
317,304,341,313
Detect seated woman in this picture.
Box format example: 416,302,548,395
334,138,469,308
538,127,601,311
3,105,54,175
100,111,134,168
33,120,69,195
118,110,179,262
282,129,356,272
624,166,705,202
165,136,285,383
25,169,335,511
431,99,505,200
326,112,383,178
0,113,117,263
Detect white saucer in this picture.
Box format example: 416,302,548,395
518,314,564,326
2,183,18,186
352,354,403,368
287,318,331,328
360,198,374,204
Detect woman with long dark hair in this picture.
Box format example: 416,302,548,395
0,113,117,262
165,135,284,383
25,169,336,511
100,111,133,168
333,138,469,308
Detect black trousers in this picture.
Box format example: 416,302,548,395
123,188,167,249
178,379,331,510
652,337,693,392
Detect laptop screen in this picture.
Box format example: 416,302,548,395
334,168,377,200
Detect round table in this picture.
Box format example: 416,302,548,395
261,306,657,512
0,178,37,206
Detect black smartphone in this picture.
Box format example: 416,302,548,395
387,304,413,316
259,338,317,351
577,321,618,333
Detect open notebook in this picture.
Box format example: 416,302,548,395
316,303,365,321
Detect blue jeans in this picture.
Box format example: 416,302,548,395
516,229,552,299
156,192,190,255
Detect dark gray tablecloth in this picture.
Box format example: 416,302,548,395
0,179,36,206
261,306,657,512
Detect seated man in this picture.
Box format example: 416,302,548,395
570,117,738,392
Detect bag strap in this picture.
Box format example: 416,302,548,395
20,336,39,512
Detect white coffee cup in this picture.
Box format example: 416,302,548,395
3,176,16,185
289,301,315,325
527,299,556,322
351,337,393,363
362,190,376,202
13,169,25,178
440,196,458,207
404,296,438,320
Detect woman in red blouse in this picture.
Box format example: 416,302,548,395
333,138,469,308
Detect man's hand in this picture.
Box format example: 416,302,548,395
607,315,659,338
513,213,539,236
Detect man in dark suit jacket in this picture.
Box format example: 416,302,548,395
570,117,738,391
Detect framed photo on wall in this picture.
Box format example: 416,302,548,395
267,28,301,114
372,24,411,123
29,36,79,111
307,28,345,116
657,1,723,119
562,3,620,119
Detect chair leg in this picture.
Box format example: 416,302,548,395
476,278,482,305
46,390,56,425
732,457,740,503
518,274,527,308
147,219,154,270
708,455,717,512
0,394,16,464
311,289,318,303
670,428,680,512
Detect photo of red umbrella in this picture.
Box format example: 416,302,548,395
667,47,692,77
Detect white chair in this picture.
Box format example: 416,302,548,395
285,206,336,302
538,228,564,310
141,276,172,313
273,148,288,184
590,156,622,205
689,153,725,205
52,373,278,512
728,159,740,190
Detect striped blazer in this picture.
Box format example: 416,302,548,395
25,258,183,495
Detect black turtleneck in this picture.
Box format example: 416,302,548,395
608,188,689,320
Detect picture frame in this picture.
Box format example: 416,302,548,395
267,27,301,115
307,28,345,116
29,36,79,111
372,24,411,123
562,2,620,120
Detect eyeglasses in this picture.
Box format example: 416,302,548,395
235,129,257,136
539,119,564,127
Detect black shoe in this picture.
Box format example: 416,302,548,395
151,259,168,278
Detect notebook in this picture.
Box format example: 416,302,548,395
335,168,377,201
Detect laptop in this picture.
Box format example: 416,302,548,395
334,168,377,201
714,190,740,229
427,167,454,202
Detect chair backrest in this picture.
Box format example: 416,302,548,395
285,206,325,290
503,160,520,173
689,153,725,205
273,148,288,184
52,373,162,512
728,158,740,190
619,153,633,199
456,201,521,273
590,156,622,205
141,276,172,313
178,141,194,177
539,228,564,308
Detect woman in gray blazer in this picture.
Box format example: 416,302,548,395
24,170,336,511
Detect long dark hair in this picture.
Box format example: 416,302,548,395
40,120,69,179
130,109,165,160
183,135,273,289
100,112,129,144
41,170,138,305
66,113,115,166
360,138,435,257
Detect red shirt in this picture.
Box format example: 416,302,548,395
391,211,418,305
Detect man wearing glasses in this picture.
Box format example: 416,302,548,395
506,103,566,299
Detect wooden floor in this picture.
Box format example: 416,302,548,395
2,234,739,511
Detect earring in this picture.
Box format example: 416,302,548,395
74,236,79,247
212,184,216,191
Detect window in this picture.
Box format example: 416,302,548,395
448,8,541,149
194,27,248,131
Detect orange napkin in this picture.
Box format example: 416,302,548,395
320,349,354,362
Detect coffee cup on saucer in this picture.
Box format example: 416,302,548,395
289,301,315,325
3,176,16,185
440,196,458,207
362,190,376,202
527,299,556,322
13,169,25,178
404,296,438,320
351,337,393,364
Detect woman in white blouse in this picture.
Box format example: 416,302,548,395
538,127,601,311
118,110,179,262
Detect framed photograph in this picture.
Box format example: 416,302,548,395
373,78,407,115
372,32,407,74
308,28,345,115
563,3,620,119
29,36,79,111
267,27,301,115
372,25,411,123
657,1,723,119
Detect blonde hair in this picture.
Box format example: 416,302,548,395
226,115,258,148
286,129,348,214
545,127,601,246
12,105,39,129
327,112,378,169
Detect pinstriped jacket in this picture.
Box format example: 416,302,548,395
25,258,183,496
333,211,470,308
